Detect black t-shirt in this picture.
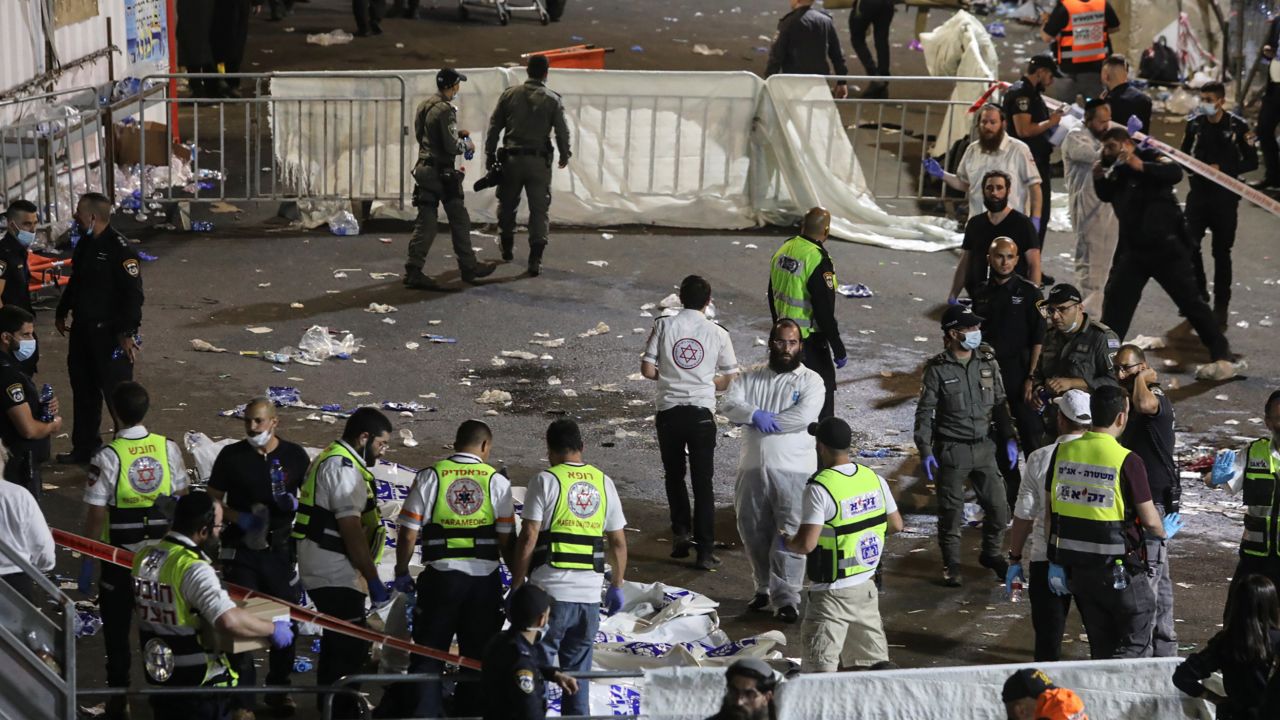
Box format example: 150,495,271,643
961,209,1040,295
969,275,1046,373
1119,387,1177,506
209,437,311,548
0,232,33,312
1003,77,1052,163
0,351,39,454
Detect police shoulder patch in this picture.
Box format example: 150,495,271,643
823,272,834,290
6,383,23,403
516,668,535,694
0,260,7,276
1106,337,1120,349
1016,96,1030,112
123,258,140,277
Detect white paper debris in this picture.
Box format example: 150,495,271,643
400,429,419,447
578,322,610,338
659,294,682,309
587,260,609,267
530,338,566,348
592,383,622,393
691,43,727,55
547,377,562,386
539,354,554,361
491,357,507,367
290,302,305,309
245,326,273,334
913,336,928,342
381,317,396,325
1215,394,1230,401
348,391,371,397
476,390,512,404
366,303,397,314
405,342,420,350
561,388,578,398
190,339,227,353
640,303,656,311
601,233,615,240
369,272,399,280
626,372,645,381
428,320,442,325
744,243,758,249
1236,320,1250,329
501,350,539,360
1130,335,1167,350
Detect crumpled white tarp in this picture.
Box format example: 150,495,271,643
920,11,999,157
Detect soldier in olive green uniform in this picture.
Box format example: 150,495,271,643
914,305,1019,587
484,55,572,277
405,68,496,290
1027,284,1120,446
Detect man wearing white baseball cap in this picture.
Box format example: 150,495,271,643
1004,389,1090,661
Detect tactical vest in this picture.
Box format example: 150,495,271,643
132,537,237,688
1057,0,1108,65
532,464,607,572
1049,432,1131,565
423,458,499,562
291,442,385,563
769,236,829,338
806,465,888,584
106,434,173,547
1241,439,1280,557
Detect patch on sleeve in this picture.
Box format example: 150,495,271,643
516,669,535,694
6,383,24,403
122,258,140,277
1106,338,1120,349
823,272,834,290
1016,96,1030,112
0,260,7,276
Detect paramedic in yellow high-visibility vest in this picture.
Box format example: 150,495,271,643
510,418,628,718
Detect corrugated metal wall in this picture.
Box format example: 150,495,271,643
1,0,49,95
2,0,127,98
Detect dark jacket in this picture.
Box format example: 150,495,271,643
1174,629,1280,720
765,5,848,80
482,629,559,720
1181,111,1258,198
1093,147,1187,256
55,225,144,336
1105,81,1153,135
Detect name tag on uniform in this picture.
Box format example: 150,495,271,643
1248,459,1270,471
943,378,959,385
1012,296,1023,304
980,368,993,378
1075,344,1089,353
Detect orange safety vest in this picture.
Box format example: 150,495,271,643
1056,0,1108,66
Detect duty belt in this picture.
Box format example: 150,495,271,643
504,147,550,157
937,435,986,445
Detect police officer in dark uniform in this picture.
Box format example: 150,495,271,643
55,192,143,465
1004,54,1066,247
764,0,849,99
1028,283,1118,444
1101,54,1153,134
1255,17,1280,190
481,584,578,720
1180,81,1258,328
2,200,39,375
405,69,496,290
485,54,572,277
0,306,62,498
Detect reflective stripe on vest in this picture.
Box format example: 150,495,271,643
106,434,174,547
1241,438,1280,557
132,538,237,688
1048,432,1130,565
423,458,499,562
806,464,888,584
532,464,607,572
291,442,385,563
769,236,829,339
1057,0,1107,65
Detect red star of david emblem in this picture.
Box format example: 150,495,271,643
138,465,157,485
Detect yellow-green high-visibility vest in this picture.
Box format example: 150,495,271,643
1241,439,1280,557
806,464,889,584
532,464,607,572
292,441,386,563
423,457,499,562
769,236,829,338
1048,432,1131,565
106,433,174,547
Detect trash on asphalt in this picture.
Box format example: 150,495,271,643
422,334,457,343
579,321,610,338
190,339,228,353
476,390,513,404
400,429,419,447
366,304,397,314
299,325,362,361
530,337,565,348
501,350,539,360
837,283,874,298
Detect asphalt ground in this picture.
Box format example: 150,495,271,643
39,1,1280,716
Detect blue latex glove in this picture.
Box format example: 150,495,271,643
393,573,415,594
1005,439,1019,469
1211,449,1237,486
78,557,95,596
1126,115,1144,134
776,534,789,553
1030,216,1041,233
274,493,299,512
834,356,848,370
1005,562,1025,595
923,455,939,481
751,410,781,434
1162,512,1183,540
368,580,392,610
604,586,625,616
922,157,945,179
946,296,960,305
236,511,265,533
1047,563,1070,596
270,619,294,649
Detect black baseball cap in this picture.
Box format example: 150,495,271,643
437,68,468,89
1084,96,1108,110
508,583,552,627
1029,53,1065,78
1044,283,1083,306
808,417,852,451
1002,668,1056,703
941,304,983,330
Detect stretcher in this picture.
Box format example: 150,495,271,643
458,0,549,26
26,251,72,299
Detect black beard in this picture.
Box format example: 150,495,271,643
768,350,802,374
983,196,1008,213
200,536,221,560
717,700,767,720
978,128,1004,152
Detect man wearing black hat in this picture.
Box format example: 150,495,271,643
484,54,573,277
480,584,578,720
1004,54,1067,246
914,305,1017,587
1060,98,1118,316
405,68,497,290
706,658,779,720
1028,282,1118,444
1002,668,1090,720
783,417,902,672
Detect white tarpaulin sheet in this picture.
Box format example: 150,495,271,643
921,11,1000,158
646,657,1211,720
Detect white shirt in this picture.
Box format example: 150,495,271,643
1060,125,1117,232
719,363,823,475
166,532,238,626
0,479,55,575
298,440,375,592
642,308,738,411
521,463,626,604
1014,432,1084,563
83,425,191,551
800,464,897,592
955,134,1043,219
398,453,514,577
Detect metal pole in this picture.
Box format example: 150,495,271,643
103,17,116,204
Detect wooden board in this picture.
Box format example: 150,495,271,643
53,0,99,29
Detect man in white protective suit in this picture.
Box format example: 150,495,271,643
720,318,824,623
1060,97,1119,316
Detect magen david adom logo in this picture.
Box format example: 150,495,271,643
128,455,165,494
445,478,484,516
567,481,602,518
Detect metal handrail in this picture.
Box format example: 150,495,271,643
0,536,76,720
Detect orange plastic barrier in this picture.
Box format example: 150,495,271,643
27,251,72,296
522,44,613,70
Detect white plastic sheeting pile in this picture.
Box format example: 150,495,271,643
920,11,1000,158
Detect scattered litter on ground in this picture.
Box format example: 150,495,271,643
587,260,609,267
547,377,563,386
257,282,271,288
1214,394,1230,401
405,342,419,350
579,322,610,338
290,302,305,309
562,388,579,397
369,272,399,280
626,372,645,381
837,283,874,298
913,336,928,342
601,232,615,240
539,354,554,361
245,326,273,334
366,303,397,314
501,350,539,360
298,326,361,362
632,328,645,334
306,28,355,45
692,43,726,55
592,383,622,393
191,339,227,353
428,320,442,325
476,390,512,404
400,429,418,447
1130,335,1167,350
530,338,566,348
491,357,507,367
381,317,396,325
1236,321,1250,329
422,334,457,344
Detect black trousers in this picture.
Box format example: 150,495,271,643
309,586,371,719
67,324,133,459
100,560,135,687
849,0,893,77
1028,560,1073,662
1034,159,1051,246
1258,86,1280,183
993,362,1042,510
2,449,40,500
655,405,717,551
1,572,33,597
1067,561,1156,659
802,333,837,420
1102,250,1232,361
1185,191,1239,315
223,545,301,707
352,0,384,32
211,0,252,88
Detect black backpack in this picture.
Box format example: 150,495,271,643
1139,36,1181,85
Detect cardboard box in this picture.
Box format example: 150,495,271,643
112,121,193,167
201,596,290,654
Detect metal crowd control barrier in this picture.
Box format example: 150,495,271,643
0,538,76,720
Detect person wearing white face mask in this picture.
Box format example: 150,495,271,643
480,583,578,720
207,397,310,716
1,201,40,375
0,305,62,498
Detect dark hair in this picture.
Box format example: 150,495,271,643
1201,81,1226,100
5,199,37,221
1266,390,1280,418
112,382,151,426
1089,385,1129,428
1221,574,1280,665
1084,101,1111,122
172,491,218,536
978,103,1005,120
78,192,112,218
343,407,393,443
527,54,550,80
454,419,492,450
769,318,803,344
980,169,1011,190
1102,54,1129,71
546,418,584,453
725,662,778,694
1116,343,1146,363
0,305,34,335
679,275,712,311
1100,127,1131,145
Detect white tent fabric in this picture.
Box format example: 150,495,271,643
921,11,999,158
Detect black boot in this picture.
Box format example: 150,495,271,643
527,245,545,276
404,267,439,290
500,235,514,262
461,262,496,284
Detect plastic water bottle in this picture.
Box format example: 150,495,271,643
270,459,288,500
1111,559,1128,590
111,333,142,360
403,588,417,635
39,384,55,422
1009,579,1024,603
191,221,214,232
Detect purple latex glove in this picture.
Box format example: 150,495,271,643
1126,115,1143,134
922,157,944,179
604,586,625,615
1030,216,1041,233
751,410,781,434
393,573,415,594
1005,439,1019,469
270,619,294,649
368,580,392,610
274,492,299,512
923,455,939,481
834,356,848,369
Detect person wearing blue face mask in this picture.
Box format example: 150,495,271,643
1,200,39,375
914,304,1019,588
0,305,63,499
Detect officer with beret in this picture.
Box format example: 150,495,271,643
480,584,578,720
914,304,1017,587
1027,283,1119,444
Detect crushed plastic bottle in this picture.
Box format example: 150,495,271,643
1009,579,1023,603
328,210,361,236
111,333,142,360
191,221,214,232
271,459,288,502
39,384,55,422
73,601,103,638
